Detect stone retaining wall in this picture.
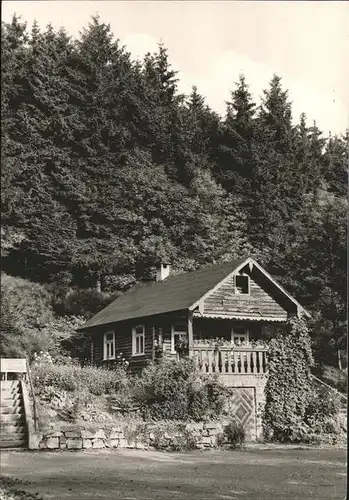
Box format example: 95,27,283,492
30,420,238,451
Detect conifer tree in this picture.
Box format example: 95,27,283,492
215,74,256,194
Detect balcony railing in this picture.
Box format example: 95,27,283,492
191,346,268,375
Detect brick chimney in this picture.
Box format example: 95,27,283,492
156,263,171,282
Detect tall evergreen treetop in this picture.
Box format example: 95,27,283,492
258,74,293,152
226,74,256,132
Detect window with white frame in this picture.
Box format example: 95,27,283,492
103,331,115,360
171,324,187,353
234,274,250,294
231,326,249,345
132,325,145,356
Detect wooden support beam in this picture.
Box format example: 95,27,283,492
188,311,194,357
152,326,156,361
90,338,94,364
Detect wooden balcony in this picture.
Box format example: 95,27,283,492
191,346,268,375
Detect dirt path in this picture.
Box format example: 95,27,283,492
0,448,346,499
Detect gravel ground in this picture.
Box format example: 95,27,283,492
0,447,347,500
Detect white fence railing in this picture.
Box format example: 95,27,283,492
191,346,268,375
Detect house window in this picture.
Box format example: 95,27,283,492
103,331,115,360
235,275,249,294
171,324,187,353
231,326,249,345
132,325,145,356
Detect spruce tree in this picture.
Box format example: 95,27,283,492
215,75,257,197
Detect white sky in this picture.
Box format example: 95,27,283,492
2,1,349,135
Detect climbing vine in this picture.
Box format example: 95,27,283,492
263,317,315,442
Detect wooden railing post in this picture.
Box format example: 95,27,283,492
25,354,39,432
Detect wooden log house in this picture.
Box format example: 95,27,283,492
79,257,310,374
78,257,310,439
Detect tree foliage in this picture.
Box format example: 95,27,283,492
1,15,347,368
0,273,83,357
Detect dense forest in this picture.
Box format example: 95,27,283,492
1,15,347,371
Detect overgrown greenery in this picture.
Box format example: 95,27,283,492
32,352,127,396
146,421,200,451
0,273,84,358
304,386,343,445
131,358,227,421
31,354,227,425
219,420,246,449
1,14,347,371
263,318,344,444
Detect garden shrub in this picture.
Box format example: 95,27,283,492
148,421,198,451
133,358,227,421
222,420,246,448
152,429,198,451
107,389,142,415
304,385,344,445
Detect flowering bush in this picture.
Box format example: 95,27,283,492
32,351,54,366
174,338,189,354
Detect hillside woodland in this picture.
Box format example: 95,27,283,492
1,16,347,379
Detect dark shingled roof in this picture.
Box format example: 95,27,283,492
80,258,247,330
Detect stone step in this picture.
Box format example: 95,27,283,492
0,422,26,432
1,391,22,399
0,438,27,449
1,384,21,390
1,392,22,399
0,384,21,390
1,400,22,408
0,426,27,440
0,413,25,423
0,382,27,449
1,387,21,394
0,406,24,415
0,398,22,408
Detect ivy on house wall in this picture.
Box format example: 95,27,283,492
263,318,314,442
